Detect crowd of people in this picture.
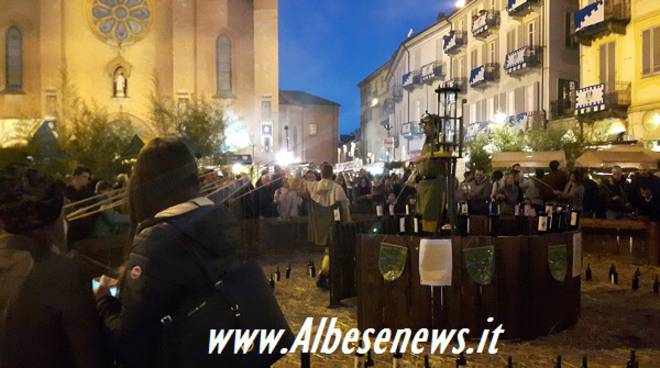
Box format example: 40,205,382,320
1,137,659,367
454,161,659,221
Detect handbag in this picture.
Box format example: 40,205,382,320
161,218,295,368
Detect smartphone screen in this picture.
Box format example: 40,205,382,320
92,278,119,297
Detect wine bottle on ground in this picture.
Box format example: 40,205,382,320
275,265,281,282
308,261,316,278
585,264,592,281
609,264,618,285
654,275,659,295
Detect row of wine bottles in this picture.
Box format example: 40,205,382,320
455,200,581,236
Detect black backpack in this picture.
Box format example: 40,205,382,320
160,217,295,367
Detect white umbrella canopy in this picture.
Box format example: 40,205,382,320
491,151,566,169
575,145,660,170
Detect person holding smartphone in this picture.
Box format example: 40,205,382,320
0,165,108,368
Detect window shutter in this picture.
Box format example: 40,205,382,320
654,27,660,72
499,92,507,113
608,42,616,88
515,86,525,114
508,91,515,115
534,18,540,47
518,23,526,48
436,38,443,61
643,30,651,75
482,43,488,64
599,44,607,85
507,30,515,53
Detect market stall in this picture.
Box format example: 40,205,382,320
575,144,660,170
491,151,566,169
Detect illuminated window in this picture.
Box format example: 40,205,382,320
216,34,232,97
5,27,22,91
642,27,660,76
309,123,318,136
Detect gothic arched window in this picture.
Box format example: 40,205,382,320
5,27,23,91
216,34,232,97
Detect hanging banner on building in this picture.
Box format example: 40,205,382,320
505,46,528,73
575,0,604,34
575,84,606,115
472,11,489,36
443,31,458,53
420,63,441,83
469,65,486,87
402,72,414,89
508,0,532,15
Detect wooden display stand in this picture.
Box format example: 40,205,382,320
355,229,581,340
580,218,659,265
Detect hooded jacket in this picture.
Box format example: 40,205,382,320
0,234,108,368
96,197,240,368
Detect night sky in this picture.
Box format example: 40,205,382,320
279,0,455,135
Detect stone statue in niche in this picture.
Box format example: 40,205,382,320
113,68,128,98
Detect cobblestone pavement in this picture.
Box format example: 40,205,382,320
259,246,660,367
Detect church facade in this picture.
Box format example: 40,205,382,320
0,0,279,159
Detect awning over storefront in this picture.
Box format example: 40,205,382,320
575,145,660,170
492,151,566,169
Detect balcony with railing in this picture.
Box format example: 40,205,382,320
469,64,499,88
504,46,542,76
507,0,541,17
443,78,467,93
472,10,500,39
574,82,631,121
550,99,575,120
420,62,444,83
443,31,466,55
506,110,545,129
573,0,630,46
402,70,421,91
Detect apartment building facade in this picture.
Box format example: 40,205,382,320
361,0,581,162
388,21,452,161
573,0,660,148
358,60,392,163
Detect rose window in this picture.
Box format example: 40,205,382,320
90,0,152,46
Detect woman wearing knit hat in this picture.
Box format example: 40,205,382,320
0,165,108,368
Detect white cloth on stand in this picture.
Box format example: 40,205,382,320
419,238,453,286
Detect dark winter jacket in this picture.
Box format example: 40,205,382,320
96,197,240,368
0,234,108,368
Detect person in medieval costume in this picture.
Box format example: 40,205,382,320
414,113,450,235
305,163,351,288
